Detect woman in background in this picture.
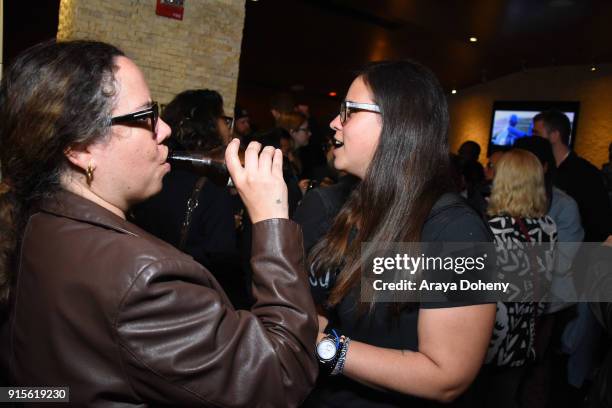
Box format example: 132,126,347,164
131,89,246,305
276,111,311,178
477,149,557,408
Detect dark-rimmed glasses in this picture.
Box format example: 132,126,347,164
340,100,381,125
111,102,159,132
222,115,235,131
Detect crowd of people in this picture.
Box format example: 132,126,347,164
0,39,611,407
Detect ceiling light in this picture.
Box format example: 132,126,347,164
451,89,457,95
591,65,597,72
469,37,478,43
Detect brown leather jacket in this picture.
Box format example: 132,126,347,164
5,190,318,406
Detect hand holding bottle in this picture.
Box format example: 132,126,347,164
225,139,288,223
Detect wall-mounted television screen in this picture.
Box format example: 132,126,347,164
489,101,580,153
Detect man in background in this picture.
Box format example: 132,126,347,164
533,110,612,242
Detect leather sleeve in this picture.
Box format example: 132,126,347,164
115,219,318,407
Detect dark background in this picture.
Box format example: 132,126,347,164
4,0,612,129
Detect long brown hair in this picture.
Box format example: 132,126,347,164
0,40,124,306
309,60,452,309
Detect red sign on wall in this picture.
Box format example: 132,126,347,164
156,0,184,21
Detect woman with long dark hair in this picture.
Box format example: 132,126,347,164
0,40,316,406
301,60,496,406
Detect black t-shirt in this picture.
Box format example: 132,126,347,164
556,151,612,242
293,175,360,254
295,191,493,408
131,169,241,290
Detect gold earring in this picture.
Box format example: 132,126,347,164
86,163,95,185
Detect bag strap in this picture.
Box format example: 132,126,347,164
179,176,207,250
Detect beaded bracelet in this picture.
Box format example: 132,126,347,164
331,337,350,376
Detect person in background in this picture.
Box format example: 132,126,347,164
254,127,303,215
458,140,482,164
270,91,295,124
462,159,487,216
301,60,495,407
457,141,487,216
131,89,246,306
512,136,584,407
238,127,304,307
533,111,611,397
532,110,612,242
514,136,584,308
0,40,317,406
233,105,252,146
484,150,505,182
276,110,311,177
477,149,557,408
294,102,328,179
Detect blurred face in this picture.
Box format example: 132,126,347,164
295,104,310,118
485,151,504,181
329,76,382,179
234,116,251,137
290,121,311,147
532,120,549,140
217,116,232,145
532,119,561,146
87,57,171,211
280,137,293,156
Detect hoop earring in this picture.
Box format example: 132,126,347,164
86,163,95,186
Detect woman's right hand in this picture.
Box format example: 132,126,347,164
225,139,288,223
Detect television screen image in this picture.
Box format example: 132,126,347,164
491,110,576,147
488,101,580,152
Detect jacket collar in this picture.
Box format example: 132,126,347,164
38,190,140,237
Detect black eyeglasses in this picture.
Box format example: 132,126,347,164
339,100,381,125
222,115,235,130
111,102,159,132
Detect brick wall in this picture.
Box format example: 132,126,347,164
57,0,245,111
448,64,612,168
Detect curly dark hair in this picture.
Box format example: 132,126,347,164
162,89,225,151
0,40,124,306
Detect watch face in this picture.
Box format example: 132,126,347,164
317,338,337,361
